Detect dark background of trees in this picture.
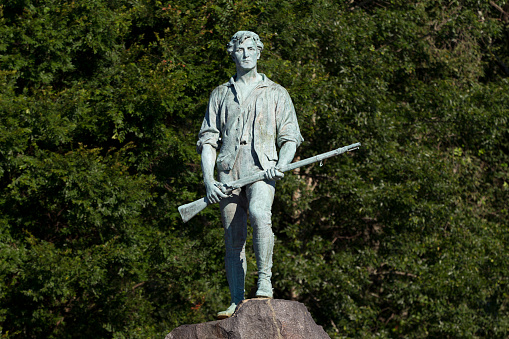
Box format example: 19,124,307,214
1,0,508,337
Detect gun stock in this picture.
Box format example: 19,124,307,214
178,197,210,223
178,142,361,222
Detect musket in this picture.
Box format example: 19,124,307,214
178,142,361,222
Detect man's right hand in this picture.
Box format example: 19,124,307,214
205,180,229,204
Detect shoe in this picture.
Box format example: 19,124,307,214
255,279,273,298
217,303,237,319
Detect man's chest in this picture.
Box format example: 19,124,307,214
222,87,266,120
235,82,259,102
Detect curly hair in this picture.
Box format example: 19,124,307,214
226,31,264,57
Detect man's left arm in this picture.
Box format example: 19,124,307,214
265,141,297,180
266,87,303,181
278,141,297,166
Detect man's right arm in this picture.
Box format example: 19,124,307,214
201,144,228,204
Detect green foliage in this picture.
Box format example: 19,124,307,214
1,0,508,337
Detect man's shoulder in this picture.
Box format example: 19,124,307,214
269,82,288,93
260,75,289,93
266,81,291,98
210,82,231,97
215,82,231,90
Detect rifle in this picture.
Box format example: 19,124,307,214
178,142,361,222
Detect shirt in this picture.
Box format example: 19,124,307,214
197,74,303,172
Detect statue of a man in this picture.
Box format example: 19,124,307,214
197,31,303,319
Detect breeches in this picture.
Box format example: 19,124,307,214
218,143,276,243
219,179,275,250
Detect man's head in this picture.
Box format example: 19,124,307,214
227,31,264,65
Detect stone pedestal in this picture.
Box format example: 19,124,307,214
166,299,330,339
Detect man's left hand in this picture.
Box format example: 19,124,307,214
265,166,284,181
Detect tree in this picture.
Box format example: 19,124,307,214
1,0,508,337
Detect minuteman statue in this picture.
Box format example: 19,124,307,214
196,31,303,319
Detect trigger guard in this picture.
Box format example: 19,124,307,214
215,183,231,195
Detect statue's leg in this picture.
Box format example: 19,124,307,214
247,180,275,299
217,194,248,318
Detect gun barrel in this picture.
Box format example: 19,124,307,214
281,142,361,172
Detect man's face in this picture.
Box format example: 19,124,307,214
233,38,260,71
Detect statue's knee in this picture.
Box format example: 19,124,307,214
249,205,270,223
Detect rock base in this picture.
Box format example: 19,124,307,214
166,298,330,339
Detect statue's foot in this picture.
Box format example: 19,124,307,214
255,280,273,299
216,303,238,320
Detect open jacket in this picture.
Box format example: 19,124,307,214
197,74,303,173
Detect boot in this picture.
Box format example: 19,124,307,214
253,232,274,298
217,303,238,319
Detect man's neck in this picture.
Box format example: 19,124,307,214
235,67,261,85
